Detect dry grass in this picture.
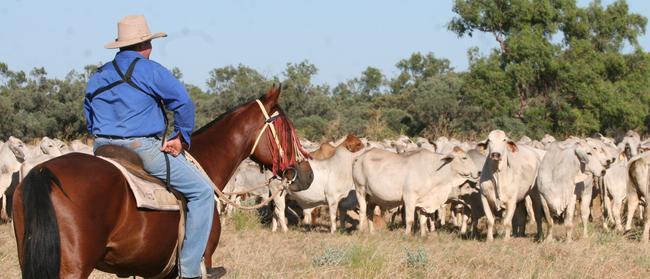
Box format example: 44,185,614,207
1,211,650,278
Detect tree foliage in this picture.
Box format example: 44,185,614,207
0,1,648,142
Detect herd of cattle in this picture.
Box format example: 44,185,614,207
2,130,650,243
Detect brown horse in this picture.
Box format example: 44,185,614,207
12,85,313,278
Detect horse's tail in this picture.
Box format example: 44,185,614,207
21,167,62,279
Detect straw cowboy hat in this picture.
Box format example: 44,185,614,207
105,15,167,49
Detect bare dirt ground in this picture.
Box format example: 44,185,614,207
2,211,650,279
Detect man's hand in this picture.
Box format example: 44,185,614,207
160,137,183,157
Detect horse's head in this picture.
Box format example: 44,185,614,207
249,84,314,191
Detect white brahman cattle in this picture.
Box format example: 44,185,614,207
536,141,607,241
353,146,479,236
625,152,650,242
478,130,544,241
273,144,364,233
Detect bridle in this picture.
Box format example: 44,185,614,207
249,99,306,182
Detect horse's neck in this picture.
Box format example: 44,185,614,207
189,111,259,191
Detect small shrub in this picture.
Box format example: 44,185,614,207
231,210,260,232
312,247,347,267
405,247,428,268
347,242,385,277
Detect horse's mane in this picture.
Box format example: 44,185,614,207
192,94,268,136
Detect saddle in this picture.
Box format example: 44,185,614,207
95,144,183,211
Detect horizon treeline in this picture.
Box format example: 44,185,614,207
1,0,649,142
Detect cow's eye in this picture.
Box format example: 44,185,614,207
587,152,592,155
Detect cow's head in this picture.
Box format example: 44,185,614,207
575,140,607,177
39,137,63,156
479,130,518,167
442,146,480,183
7,136,27,161
541,134,556,148
584,138,615,170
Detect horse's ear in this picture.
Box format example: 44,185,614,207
265,83,282,105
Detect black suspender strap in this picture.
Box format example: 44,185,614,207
112,60,125,79
124,58,139,79
88,58,157,101
89,81,123,100
88,57,173,192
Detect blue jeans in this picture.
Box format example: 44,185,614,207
94,137,215,278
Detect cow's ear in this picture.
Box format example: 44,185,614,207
442,153,455,162
476,141,487,151
575,148,590,164
506,141,518,153
431,142,438,152
619,152,627,161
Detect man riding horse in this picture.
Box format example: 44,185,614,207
84,15,213,279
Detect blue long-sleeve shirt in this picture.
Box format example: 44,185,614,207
84,51,195,146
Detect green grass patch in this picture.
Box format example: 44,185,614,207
312,247,347,267
405,246,428,268
231,210,260,232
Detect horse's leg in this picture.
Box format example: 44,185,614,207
202,205,222,270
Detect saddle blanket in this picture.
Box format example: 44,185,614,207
98,156,180,211
98,151,220,211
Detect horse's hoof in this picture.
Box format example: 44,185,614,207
206,267,227,279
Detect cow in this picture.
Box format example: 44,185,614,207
0,137,30,222
445,148,486,236
617,130,642,161
541,134,556,149
602,161,628,232
536,141,607,241
353,146,479,236
625,152,650,242
220,161,274,217
67,139,94,154
478,130,544,241
273,144,364,233
19,137,66,178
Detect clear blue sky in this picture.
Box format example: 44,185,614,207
1,0,649,88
